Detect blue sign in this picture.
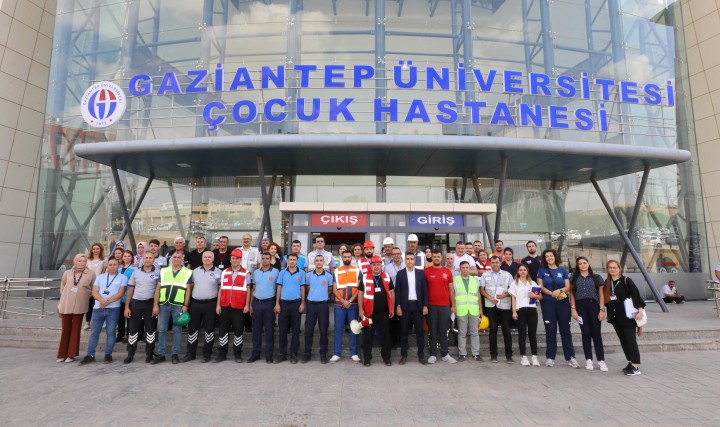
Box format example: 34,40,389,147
409,214,464,228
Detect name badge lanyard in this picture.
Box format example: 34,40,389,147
73,270,84,287
373,276,382,291
105,274,119,296
611,279,621,300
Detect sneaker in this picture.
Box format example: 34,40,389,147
546,358,555,367
506,356,514,364
79,355,95,365
457,355,466,362
624,365,641,376
442,354,457,364
520,356,530,366
104,355,113,364
490,356,498,363
473,355,484,362
531,356,540,367
329,355,341,363
427,356,437,364
622,362,633,372
598,360,608,372
585,359,594,370
568,357,580,369
351,355,361,362
290,353,298,364
64,357,75,363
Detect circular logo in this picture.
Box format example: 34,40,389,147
81,81,126,128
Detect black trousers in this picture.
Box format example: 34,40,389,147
304,301,329,358
362,311,391,363
516,307,538,356
278,299,301,355
400,302,425,358
428,305,450,357
576,299,605,361
218,306,245,357
86,296,94,322
251,299,275,359
663,296,685,304
187,299,217,358
613,322,641,364
486,306,513,357
116,305,128,339
127,299,156,356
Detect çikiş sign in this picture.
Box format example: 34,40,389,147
82,62,675,131
409,214,464,227
311,213,367,227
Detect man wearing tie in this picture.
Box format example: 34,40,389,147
394,252,429,365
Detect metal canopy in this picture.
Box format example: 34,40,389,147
73,134,691,181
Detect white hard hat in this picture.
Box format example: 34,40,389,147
407,234,419,242
383,237,394,246
350,320,363,335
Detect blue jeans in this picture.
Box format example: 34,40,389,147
333,304,358,357
158,304,183,356
87,307,121,357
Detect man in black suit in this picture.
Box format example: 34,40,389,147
394,252,429,365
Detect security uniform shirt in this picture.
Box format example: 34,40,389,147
192,266,222,299
251,267,279,300
359,275,394,315
276,268,306,300
128,267,160,300
306,270,334,302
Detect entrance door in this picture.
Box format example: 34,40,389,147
311,232,365,255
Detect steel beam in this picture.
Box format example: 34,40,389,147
375,0,387,134
111,161,137,252
56,187,92,250
493,158,508,243
56,187,112,266
167,180,186,240
257,156,273,243
258,174,277,245
620,165,650,267
471,174,493,248
591,177,668,312
118,175,155,242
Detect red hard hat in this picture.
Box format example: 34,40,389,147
230,248,243,258
370,255,383,264
363,240,375,249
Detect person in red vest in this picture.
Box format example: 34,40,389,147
214,248,251,363
358,240,374,276
358,255,395,366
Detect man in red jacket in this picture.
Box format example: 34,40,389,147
214,248,251,363
358,255,395,366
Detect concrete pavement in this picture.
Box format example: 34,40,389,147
0,347,717,426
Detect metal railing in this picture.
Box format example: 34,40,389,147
0,278,60,320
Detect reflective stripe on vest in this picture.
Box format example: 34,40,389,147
334,266,360,304
220,268,248,309
159,267,192,306
453,275,480,316
362,272,392,318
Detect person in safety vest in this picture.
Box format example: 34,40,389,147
330,250,362,363
214,248,251,363
479,255,514,364
358,255,395,366
455,261,484,362
358,240,374,276
151,251,192,365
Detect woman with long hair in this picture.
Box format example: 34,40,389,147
603,260,646,376
569,256,607,372
509,264,542,367
350,243,363,267
56,254,96,362
268,242,283,270
116,250,136,343
537,249,579,368
85,243,107,330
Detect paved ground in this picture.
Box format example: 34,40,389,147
0,347,717,426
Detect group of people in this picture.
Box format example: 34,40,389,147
55,234,647,376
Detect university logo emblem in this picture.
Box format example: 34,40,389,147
81,82,126,128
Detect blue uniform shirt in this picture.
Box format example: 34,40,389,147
276,267,306,301
537,266,569,294
93,273,128,309
305,269,334,302
282,253,307,270
252,267,279,299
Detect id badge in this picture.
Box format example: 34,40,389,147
70,287,78,293
375,287,381,292
219,264,224,269
610,295,617,301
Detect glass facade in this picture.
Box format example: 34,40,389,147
34,0,706,294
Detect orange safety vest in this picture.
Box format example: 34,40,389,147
334,265,360,306
220,268,248,309
362,272,392,318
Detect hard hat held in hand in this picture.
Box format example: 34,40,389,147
478,314,489,331
175,311,190,327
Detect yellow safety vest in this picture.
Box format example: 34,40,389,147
454,275,480,316
159,266,192,306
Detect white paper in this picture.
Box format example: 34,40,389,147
495,285,504,296
624,298,638,319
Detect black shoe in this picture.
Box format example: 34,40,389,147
181,354,196,363
116,337,126,344
247,355,260,363
213,355,227,363
266,358,273,364
624,366,641,376
79,355,95,365
123,354,134,364
490,356,498,363
399,357,407,365
384,360,392,366
275,353,288,364
151,355,166,365
201,356,211,363
473,355,484,362
290,353,298,364
622,362,633,372
103,355,113,364
418,358,427,365
234,355,243,363
457,355,466,362
506,356,515,364
363,360,371,366
320,356,328,364
145,354,153,363
171,354,180,364
301,355,311,364
245,326,253,333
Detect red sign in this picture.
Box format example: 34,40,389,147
311,213,368,227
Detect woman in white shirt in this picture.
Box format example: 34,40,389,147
510,264,542,366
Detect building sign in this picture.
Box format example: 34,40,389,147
311,213,368,227
80,82,126,128
409,214,464,227
83,63,675,131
